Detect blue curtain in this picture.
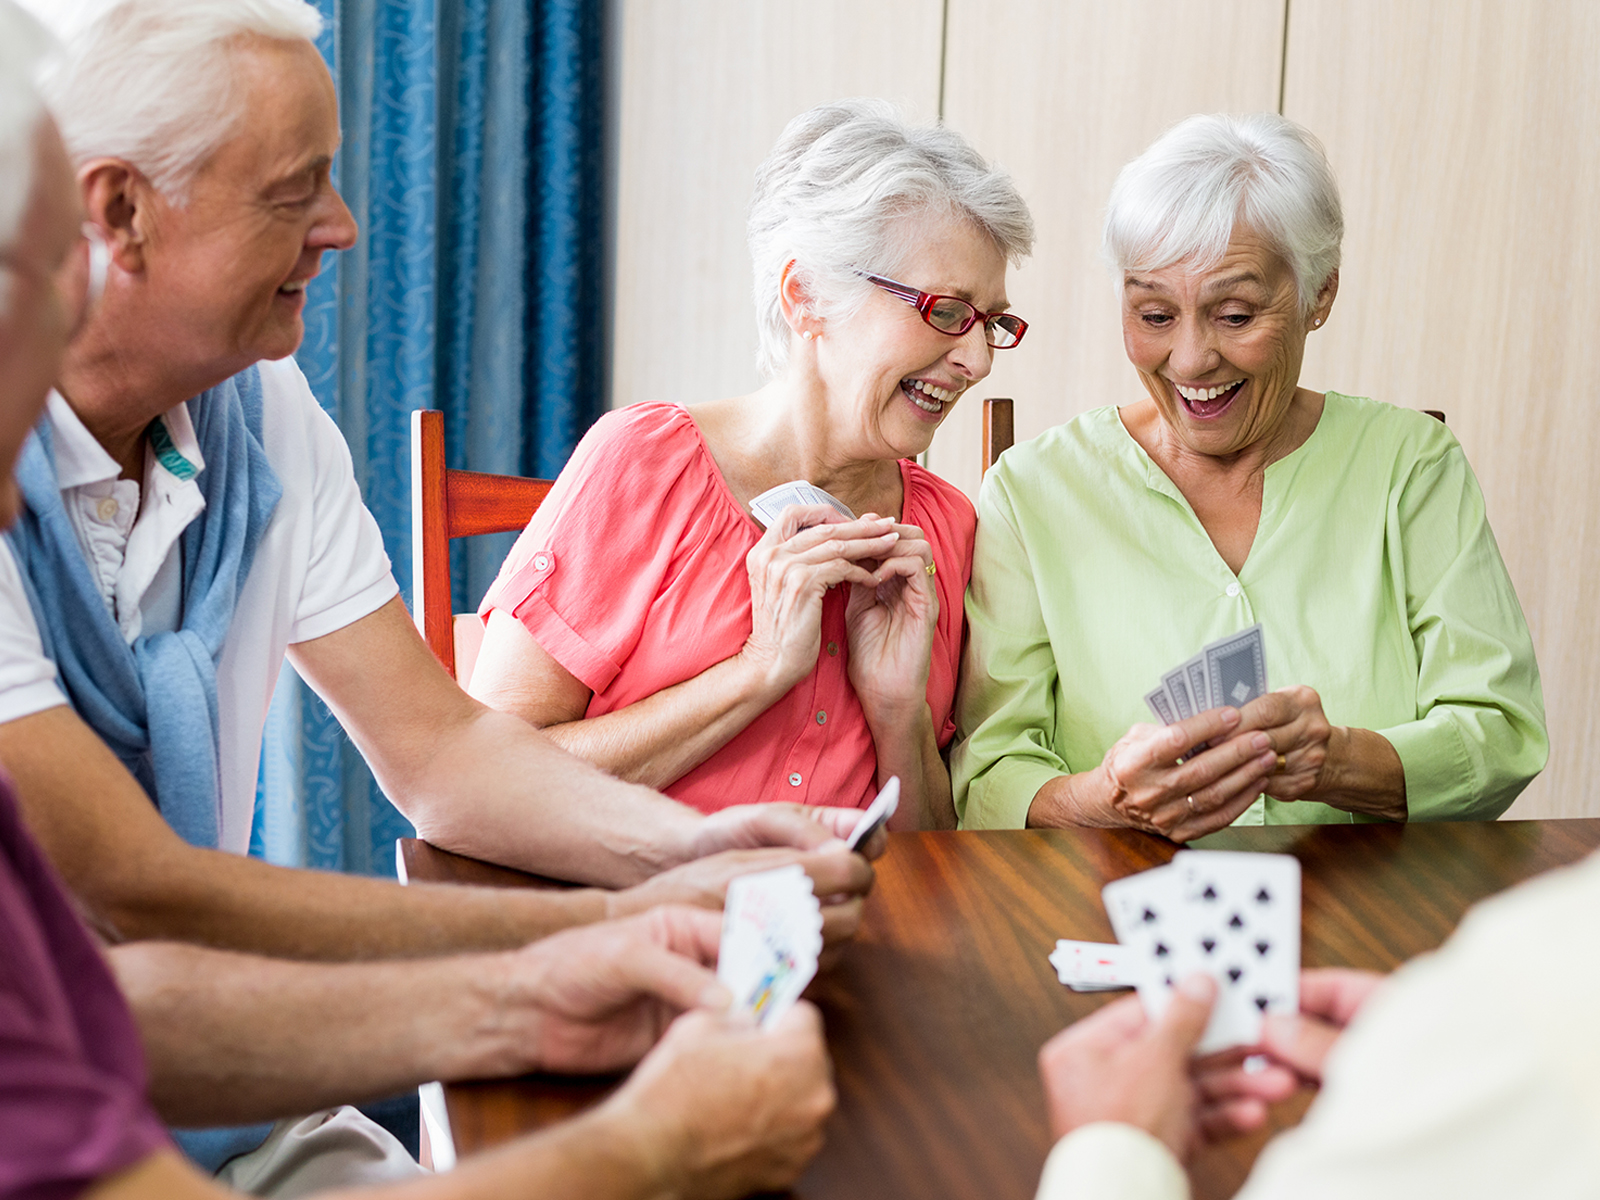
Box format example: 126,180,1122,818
252,0,608,875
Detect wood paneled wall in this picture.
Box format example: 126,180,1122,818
610,1,1600,818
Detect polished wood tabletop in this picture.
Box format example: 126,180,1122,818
400,818,1600,1200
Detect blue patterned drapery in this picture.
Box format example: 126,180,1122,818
252,0,609,875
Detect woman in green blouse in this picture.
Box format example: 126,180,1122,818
952,113,1547,839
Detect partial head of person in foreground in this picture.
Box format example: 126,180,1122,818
748,97,1036,380
31,0,354,397
0,0,87,527
1103,111,1343,315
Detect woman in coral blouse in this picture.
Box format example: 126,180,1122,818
469,99,1034,828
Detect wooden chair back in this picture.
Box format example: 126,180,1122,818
982,397,1013,475
411,409,553,681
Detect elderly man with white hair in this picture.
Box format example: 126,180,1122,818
0,4,837,1197
0,1,874,958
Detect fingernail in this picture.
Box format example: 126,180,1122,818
1251,733,1271,751
700,982,734,1010
1221,707,1241,724
1178,974,1215,1000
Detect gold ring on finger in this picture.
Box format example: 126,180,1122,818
925,562,937,576
1275,754,1288,771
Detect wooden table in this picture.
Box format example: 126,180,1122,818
401,819,1600,1199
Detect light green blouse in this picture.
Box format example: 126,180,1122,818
952,393,1548,829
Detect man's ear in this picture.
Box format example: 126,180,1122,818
79,159,152,276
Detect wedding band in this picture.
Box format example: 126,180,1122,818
1275,754,1288,771
1186,795,1195,813
925,562,937,576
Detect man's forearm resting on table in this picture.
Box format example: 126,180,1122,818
289,598,714,885
112,941,560,1126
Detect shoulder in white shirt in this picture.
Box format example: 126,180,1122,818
0,356,398,852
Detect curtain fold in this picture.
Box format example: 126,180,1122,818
253,0,607,874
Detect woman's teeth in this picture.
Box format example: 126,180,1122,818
904,378,955,413
279,280,307,294
1174,380,1242,402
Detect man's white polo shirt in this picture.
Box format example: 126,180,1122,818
0,356,398,853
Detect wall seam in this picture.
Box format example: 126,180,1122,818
1277,0,1291,113
937,0,950,120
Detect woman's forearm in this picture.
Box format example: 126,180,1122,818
1025,767,1118,829
866,702,954,830
1314,727,1407,821
538,652,788,791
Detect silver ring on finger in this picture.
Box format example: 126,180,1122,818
1186,795,1196,813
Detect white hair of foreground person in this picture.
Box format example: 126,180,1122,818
0,0,52,311
30,0,322,202
1104,112,1343,314
749,98,1035,380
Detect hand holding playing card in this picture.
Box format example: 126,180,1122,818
742,508,901,695
1232,685,1336,802
1091,708,1279,841
844,520,940,724
502,906,730,1075
1257,967,1385,1082
1037,977,1219,1161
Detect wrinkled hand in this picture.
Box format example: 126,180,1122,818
502,906,729,1074
610,843,873,946
845,520,939,723
1091,708,1278,841
689,801,881,858
743,506,901,695
1038,975,1217,1160
1234,687,1334,802
1188,967,1385,1140
605,1002,836,1200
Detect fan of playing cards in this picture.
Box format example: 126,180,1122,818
748,479,855,529
1145,623,1270,728
1050,851,1301,1053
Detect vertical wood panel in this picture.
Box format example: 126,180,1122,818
931,0,1287,497
610,0,944,412
1285,1,1600,817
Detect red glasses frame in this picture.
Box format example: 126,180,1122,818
861,272,1028,349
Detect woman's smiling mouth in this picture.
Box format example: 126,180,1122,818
1172,378,1244,419
902,377,957,415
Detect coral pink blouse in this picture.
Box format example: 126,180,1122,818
479,402,976,813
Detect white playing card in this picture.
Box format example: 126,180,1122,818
1144,685,1178,726
1203,623,1269,711
749,480,855,529
1102,865,1184,1020
1161,666,1197,722
847,776,899,851
1049,939,1135,992
1182,653,1211,712
718,865,824,1028
1170,850,1300,1053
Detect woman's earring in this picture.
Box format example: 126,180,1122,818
1313,318,1323,328
802,330,815,341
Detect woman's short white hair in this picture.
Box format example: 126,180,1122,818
749,98,1034,379
1104,113,1343,314
32,0,323,202
0,0,51,253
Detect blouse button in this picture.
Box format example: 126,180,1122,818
815,710,827,725
788,772,803,787
826,641,839,656
533,554,550,571
96,497,119,521
1225,582,1241,598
